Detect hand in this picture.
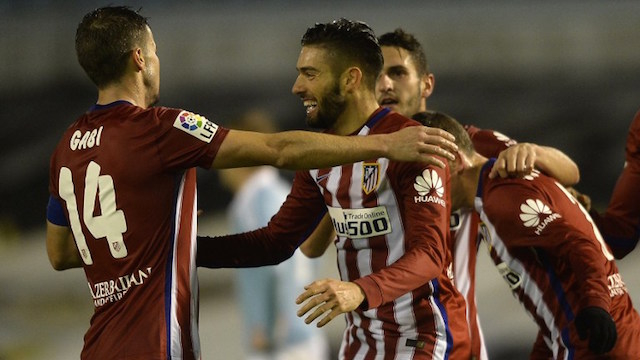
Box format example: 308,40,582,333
296,278,365,327
489,143,537,179
386,126,457,168
574,306,617,355
566,187,592,211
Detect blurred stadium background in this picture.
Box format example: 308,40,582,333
1,1,640,359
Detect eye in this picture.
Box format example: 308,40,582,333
388,68,408,79
304,69,319,78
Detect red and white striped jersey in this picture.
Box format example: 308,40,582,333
475,159,640,359
449,125,514,360
591,109,640,258
203,108,471,359
317,109,471,359
48,102,228,359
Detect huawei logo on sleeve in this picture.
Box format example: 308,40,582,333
413,169,445,207
519,199,561,235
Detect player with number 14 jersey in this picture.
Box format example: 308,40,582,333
48,101,228,359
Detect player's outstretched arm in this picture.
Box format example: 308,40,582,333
211,126,457,170
489,143,580,186
46,221,83,270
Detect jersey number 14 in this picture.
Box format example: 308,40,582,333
58,161,128,265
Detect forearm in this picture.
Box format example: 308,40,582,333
46,221,83,270
299,214,335,258
268,131,390,170
354,243,444,310
591,164,640,258
534,145,580,186
565,241,612,310
197,227,298,268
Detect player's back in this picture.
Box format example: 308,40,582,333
477,162,640,359
49,102,213,359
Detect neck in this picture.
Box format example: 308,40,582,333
459,153,489,209
96,76,148,108
332,92,380,135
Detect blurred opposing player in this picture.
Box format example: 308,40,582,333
589,109,640,259
45,7,459,359
424,111,640,359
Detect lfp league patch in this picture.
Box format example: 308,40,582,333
173,110,218,143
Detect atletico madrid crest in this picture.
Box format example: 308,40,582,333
362,163,380,194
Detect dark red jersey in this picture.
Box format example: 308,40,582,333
48,101,228,359
475,160,640,359
591,110,640,258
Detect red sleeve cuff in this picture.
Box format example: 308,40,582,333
353,276,382,310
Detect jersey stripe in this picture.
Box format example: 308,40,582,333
479,210,568,359
167,169,200,359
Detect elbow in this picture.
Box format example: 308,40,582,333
566,165,581,186
47,249,80,271
572,168,581,186
49,257,71,271
300,245,324,258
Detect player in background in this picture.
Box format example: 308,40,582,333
422,111,640,359
300,28,581,360
198,19,472,359
586,109,640,259
45,7,459,359
218,109,329,360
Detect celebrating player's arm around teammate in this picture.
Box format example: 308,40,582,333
198,19,472,359
45,7,458,360
421,111,640,359
300,27,582,360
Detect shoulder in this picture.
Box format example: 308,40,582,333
482,172,542,212
466,126,516,157
371,111,421,134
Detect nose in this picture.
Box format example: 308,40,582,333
291,75,304,96
377,73,393,93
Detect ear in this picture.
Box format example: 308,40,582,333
420,73,435,99
342,67,362,92
450,150,467,175
132,48,145,71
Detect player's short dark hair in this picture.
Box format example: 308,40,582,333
378,28,429,76
412,111,474,155
76,6,150,88
301,18,383,91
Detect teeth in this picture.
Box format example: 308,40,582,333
303,100,317,114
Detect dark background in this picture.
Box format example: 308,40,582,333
0,1,639,359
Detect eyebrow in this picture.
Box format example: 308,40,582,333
386,65,408,72
297,66,320,73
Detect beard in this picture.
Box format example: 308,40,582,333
306,81,346,130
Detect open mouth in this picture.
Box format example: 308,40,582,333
303,99,318,114
379,98,398,106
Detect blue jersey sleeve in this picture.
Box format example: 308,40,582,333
47,195,69,226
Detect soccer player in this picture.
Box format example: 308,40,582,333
198,19,472,359
302,28,581,360
589,109,640,259
422,111,640,359
45,7,459,360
